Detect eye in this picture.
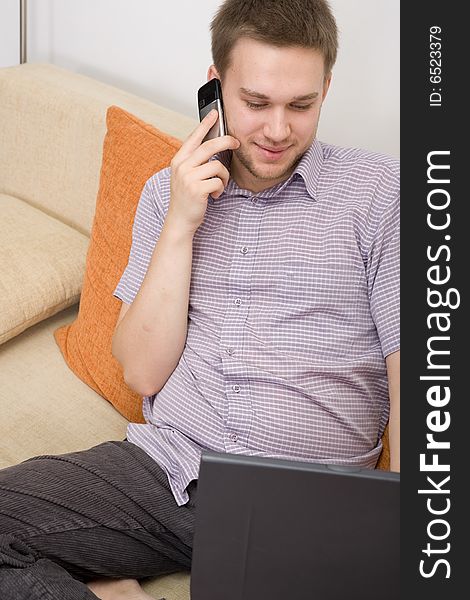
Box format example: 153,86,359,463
290,103,313,111
246,101,268,110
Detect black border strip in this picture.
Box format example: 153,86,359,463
401,1,465,595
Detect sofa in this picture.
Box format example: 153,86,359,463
0,62,390,598
0,62,198,599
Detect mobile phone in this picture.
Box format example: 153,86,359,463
198,78,228,143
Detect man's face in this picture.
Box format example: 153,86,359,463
209,38,331,193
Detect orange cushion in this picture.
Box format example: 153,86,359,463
54,106,182,423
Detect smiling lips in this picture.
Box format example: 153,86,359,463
255,143,291,160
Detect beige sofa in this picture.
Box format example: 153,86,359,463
0,62,197,599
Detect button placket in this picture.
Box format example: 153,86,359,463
220,196,263,452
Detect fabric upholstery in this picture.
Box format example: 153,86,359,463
0,194,88,345
0,63,196,236
0,306,127,469
0,64,193,599
142,571,190,599
54,106,182,423
0,306,192,599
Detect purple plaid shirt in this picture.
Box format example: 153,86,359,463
114,139,400,505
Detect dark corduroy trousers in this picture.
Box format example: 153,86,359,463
0,441,197,599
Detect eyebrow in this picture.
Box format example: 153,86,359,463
239,87,319,101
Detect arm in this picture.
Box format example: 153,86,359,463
112,110,240,397
112,219,195,396
386,350,400,472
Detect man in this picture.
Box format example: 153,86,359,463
0,1,399,598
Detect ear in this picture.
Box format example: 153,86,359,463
322,73,332,102
207,65,221,81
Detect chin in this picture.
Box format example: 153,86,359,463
254,164,292,181
247,150,301,182
233,139,308,187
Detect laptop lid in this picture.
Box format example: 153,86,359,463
191,451,400,600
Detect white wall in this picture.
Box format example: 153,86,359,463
0,0,19,67
0,0,399,157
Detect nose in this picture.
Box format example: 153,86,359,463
263,108,291,143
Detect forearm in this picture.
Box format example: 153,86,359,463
112,215,194,396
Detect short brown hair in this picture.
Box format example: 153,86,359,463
210,0,338,79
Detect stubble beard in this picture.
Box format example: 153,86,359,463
233,142,306,184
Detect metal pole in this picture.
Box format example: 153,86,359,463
20,0,27,64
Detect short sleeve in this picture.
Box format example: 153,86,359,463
113,174,166,305
367,188,400,358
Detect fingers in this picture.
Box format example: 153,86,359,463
194,160,230,190
181,161,229,201
167,109,239,232
200,177,225,200
180,109,219,156
188,134,240,168
176,110,240,166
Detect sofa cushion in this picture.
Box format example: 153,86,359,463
0,307,190,599
0,63,196,236
142,571,190,599
0,305,128,469
54,106,182,423
0,194,89,346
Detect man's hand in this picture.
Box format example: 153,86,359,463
168,109,240,234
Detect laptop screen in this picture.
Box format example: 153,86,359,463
191,451,399,600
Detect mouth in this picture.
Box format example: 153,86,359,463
254,143,291,161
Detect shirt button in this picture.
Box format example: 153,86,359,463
234,298,242,306
232,384,241,393
225,347,234,356
230,433,238,442
240,246,249,255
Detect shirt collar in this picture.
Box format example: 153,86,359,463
211,138,324,201
292,138,324,200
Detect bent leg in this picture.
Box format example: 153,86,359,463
0,441,196,599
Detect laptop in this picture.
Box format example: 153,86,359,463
191,451,399,600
